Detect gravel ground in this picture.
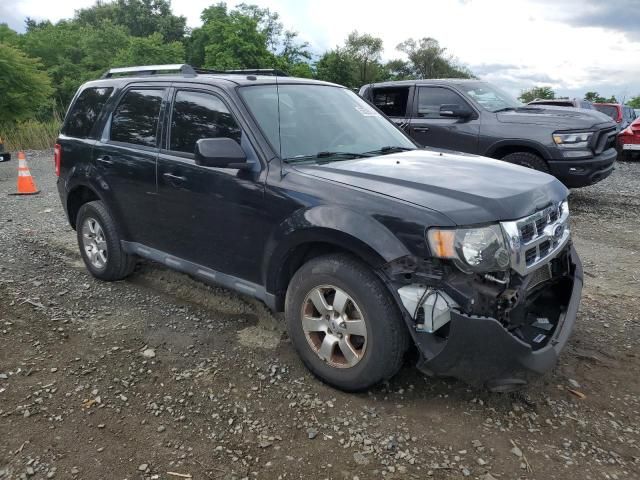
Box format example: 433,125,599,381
1,151,639,480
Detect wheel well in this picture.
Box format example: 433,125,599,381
67,186,100,229
271,241,383,312
489,144,546,161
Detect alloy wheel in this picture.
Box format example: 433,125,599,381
81,217,108,269
301,285,367,368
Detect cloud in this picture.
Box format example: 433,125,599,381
533,0,640,41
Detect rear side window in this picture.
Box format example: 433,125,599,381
372,87,409,117
169,90,241,154
417,87,468,118
110,89,164,147
593,104,618,121
63,87,113,138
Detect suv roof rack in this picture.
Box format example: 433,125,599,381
101,64,289,79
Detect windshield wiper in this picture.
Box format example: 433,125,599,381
493,107,516,113
363,145,416,155
284,151,371,163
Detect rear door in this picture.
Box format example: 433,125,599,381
94,85,167,246
154,86,269,282
408,85,480,153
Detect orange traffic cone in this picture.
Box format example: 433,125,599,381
10,151,40,195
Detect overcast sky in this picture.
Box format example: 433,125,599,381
2,0,640,99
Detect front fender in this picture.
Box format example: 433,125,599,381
485,139,553,160
263,205,411,292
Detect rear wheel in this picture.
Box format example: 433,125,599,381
502,151,549,173
76,201,136,281
285,253,409,391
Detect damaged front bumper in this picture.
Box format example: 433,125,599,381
390,246,583,390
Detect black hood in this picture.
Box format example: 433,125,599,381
295,150,568,225
497,106,615,130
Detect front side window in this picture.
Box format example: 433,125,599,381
240,84,415,161
110,89,164,147
169,90,241,153
371,87,409,117
63,87,114,138
417,87,469,118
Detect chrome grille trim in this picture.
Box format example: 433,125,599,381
501,201,570,276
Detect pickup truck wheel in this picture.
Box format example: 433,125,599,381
502,152,550,173
76,201,136,281
285,254,409,391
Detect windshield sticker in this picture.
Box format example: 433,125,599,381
355,105,380,117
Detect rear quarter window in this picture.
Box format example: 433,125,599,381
62,87,114,138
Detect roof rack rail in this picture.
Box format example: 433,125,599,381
101,64,197,79
222,69,289,77
100,64,290,79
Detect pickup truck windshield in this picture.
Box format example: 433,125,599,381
458,82,523,113
240,84,415,162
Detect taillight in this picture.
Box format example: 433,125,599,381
54,143,61,176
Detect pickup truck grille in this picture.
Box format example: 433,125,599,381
501,201,570,276
591,127,617,154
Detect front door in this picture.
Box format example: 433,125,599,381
409,86,480,154
154,87,269,284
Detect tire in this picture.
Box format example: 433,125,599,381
285,253,409,392
76,200,136,281
502,151,549,173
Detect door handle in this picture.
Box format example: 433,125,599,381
413,127,430,132
96,156,113,165
163,172,187,183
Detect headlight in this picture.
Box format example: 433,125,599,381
553,132,593,149
427,224,511,273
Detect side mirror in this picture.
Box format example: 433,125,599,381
440,104,473,119
194,138,249,169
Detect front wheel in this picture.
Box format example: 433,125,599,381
285,253,409,391
502,151,549,173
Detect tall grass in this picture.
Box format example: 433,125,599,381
0,116,62,151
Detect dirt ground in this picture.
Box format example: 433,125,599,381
1,151,639,480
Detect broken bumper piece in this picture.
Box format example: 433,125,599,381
414,246,583,390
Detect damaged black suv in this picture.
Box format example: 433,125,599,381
56,64,583,392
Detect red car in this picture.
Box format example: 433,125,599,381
618,117,640,160
594,103,637,129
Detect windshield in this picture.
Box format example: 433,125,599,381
239,84,415,162
458,82,523,113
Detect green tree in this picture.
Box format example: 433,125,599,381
113,32,184,66
345,31,383,85
628,95,640,109
75,0,186,42
20,20,130,105
519,86,555,103
383,58,415,81
315,48,357,87
584,91,618,103
0,43,53,122
396,37,472,79
0,24,20,45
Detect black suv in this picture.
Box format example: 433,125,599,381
359,79,618,188
56,64,582,392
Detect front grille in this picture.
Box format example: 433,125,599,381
592,127,617,154
501,201,570,275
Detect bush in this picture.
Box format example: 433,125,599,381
0,118,61,151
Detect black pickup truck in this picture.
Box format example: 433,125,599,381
55,64,582,392
360,79,618,188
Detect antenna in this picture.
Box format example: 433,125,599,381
275,72,284,177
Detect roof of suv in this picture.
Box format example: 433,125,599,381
80,64,337,89
364,79,483,88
